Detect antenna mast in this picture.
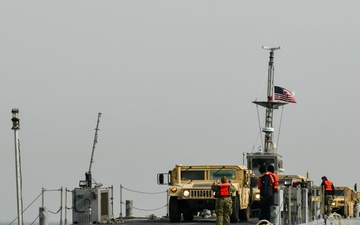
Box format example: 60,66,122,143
248,46,287,175
253,46,287,153
85,112,102,188
263,46,280,153
11,108,23,225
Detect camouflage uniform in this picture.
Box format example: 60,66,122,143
324,195,334,216
211,176,236,225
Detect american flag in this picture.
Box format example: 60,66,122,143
274,86,296,103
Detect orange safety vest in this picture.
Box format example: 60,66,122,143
258,172,275,190
324,180,333,191
269,172,279,190
218,183,231,197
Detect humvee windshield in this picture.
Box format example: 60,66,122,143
210,170,236,180
180,169,236,181
334,190,345,196
181,170,205,180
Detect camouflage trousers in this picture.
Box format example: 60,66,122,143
324,195,334,215
215,197,233,225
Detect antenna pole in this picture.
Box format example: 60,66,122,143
11,108,23,225
262,46,281,153
86,112,102,188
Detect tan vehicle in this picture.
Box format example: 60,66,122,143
157,164,253,223
310,186,357,217
331,186,357,217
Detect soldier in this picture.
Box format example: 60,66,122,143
258,165,274,221
211,176,236,225
321,176,335,216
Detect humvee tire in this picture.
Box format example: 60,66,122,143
230,196,239,223
240,206,251,221
169,197,181,222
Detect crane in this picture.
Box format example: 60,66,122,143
84,112,102,188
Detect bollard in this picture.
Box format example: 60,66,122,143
354,203,359,218
125,200,134,218
315,201,321,219
39,207,49,225
270,205,279,225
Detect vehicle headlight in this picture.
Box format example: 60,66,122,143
255,194,261,200
183,190,190,197
331,202,336,206
170,187,177,193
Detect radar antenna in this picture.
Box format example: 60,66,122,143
85,112,102,188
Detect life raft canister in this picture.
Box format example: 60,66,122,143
218,183,231,197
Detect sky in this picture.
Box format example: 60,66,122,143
1,0,360,223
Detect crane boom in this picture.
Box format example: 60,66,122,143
85,112,102,188
89,112,102,173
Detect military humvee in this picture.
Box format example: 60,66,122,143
157,164,253,223
331,186,357,217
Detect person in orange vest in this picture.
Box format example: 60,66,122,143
258,165,275,221
267,164,279,193
321,176,335,216
211,176,236,225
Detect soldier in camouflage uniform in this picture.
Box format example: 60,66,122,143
211,176,236,225
321,176,335,216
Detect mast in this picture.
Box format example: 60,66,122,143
247,46,288,175
11,108,23,225
253,46,287,153
85,112,102,188
263,46,280,153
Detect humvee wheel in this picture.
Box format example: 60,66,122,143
240,206,250,221
169,197,181,222
183,212,194,221
230,196,239,223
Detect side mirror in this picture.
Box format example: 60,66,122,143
158,174,164,184
157,173,170,185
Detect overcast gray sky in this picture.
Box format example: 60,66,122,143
1,1,360,223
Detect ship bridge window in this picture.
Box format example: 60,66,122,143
210,170,236,181
251,159,275,168
250,159,275,176
181,170,204,180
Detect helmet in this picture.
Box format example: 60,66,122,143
321,176,327,180
267,164,275,173
221,176,228,183
259,165,267,173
